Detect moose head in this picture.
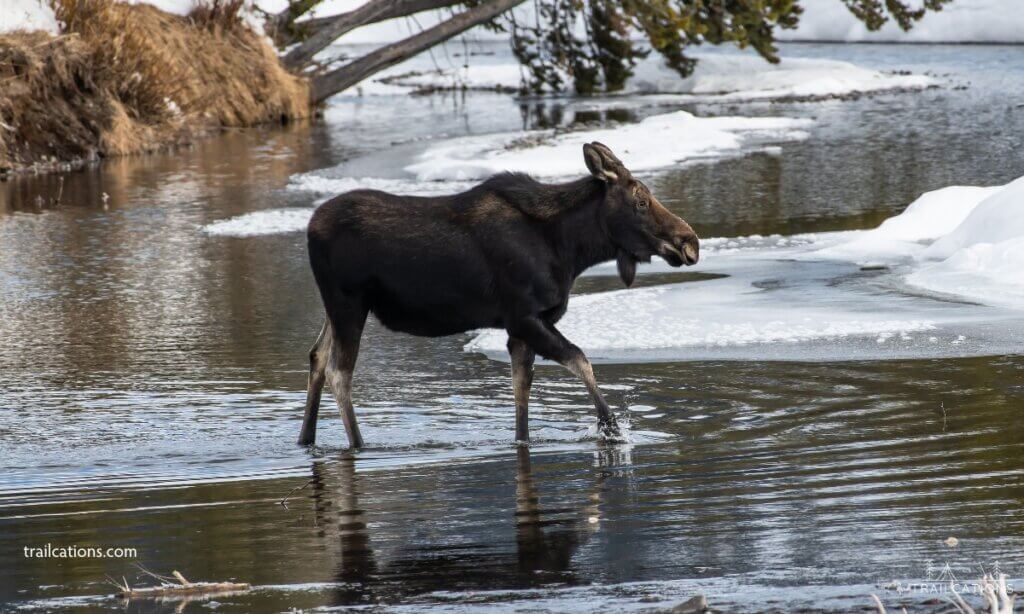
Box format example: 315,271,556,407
583,141,700,287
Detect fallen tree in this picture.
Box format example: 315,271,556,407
275,0,953,103
309,0,526,102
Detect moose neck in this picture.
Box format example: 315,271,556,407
550,178,617,277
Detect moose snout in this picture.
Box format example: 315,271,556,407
660,231,699,267
679,232,699,265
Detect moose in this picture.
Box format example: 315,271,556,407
298,142,699,448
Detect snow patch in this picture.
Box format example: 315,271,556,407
203,208,312,237
813,185,1003,262
625,54,935,100
909,176,1024,309
1,0,59,34
405,110,811,181
288,174,478,197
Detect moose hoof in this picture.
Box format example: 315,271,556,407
598,417,624,441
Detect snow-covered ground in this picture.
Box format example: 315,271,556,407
373,53,934,99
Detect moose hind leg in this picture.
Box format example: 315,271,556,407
508,337,536,443
508,317,620,437
298,319,332,445
325,298,368,449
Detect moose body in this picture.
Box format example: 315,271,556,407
299,143,699,448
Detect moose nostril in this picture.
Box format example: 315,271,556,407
678,234,699,264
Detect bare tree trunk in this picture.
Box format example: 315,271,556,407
280,0,465,49
284,0,397,69
310,0,526,104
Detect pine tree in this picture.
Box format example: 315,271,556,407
508,0,953,94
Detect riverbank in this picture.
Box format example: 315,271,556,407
0,1,308,176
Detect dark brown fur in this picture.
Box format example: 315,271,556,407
299,142,699,447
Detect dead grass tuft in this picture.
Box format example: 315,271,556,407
188,0,248,31
0,0,309,173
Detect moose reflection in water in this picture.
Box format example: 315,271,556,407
299,142,700,448
306,448,621,606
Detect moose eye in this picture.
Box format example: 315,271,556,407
637,198,649,211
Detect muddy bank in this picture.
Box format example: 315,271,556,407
0,1,309,176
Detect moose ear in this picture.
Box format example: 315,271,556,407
583,143,619,182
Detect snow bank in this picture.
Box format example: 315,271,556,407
378,53,935,100
780,0,1024,44
1,0,58,34
405,110,811,181
813,185,1003,262
626,54,933,99
814,176,1024,310
909,177,1024,309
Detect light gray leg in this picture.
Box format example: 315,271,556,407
326,333,364,449
562,353,617,431
508,337,535,443
298,320,331,445
507,317,620,437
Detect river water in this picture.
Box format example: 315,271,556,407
1,43,1023,612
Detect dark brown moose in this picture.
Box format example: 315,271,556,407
299,142,699,448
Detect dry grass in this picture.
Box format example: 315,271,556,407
188,0,248,30
0,0,309,172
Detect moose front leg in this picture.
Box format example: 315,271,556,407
507,317,620,437
508,337,535,443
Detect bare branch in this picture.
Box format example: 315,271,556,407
310,0,526,103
